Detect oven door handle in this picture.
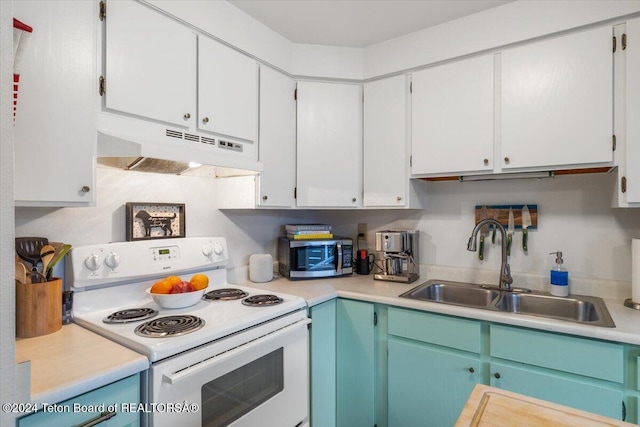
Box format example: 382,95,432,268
162,318,311,385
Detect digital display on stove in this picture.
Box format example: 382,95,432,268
158,249,170,255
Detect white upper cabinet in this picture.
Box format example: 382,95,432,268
411,54,495,177
198,37,258,142
296,82,362,208
364,75,424,208
13,0,96,206
501,26,613,171
257,68,296,207
104,0,196,127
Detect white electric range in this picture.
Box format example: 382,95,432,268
68,237,310,427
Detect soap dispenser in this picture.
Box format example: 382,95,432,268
549,251,569,297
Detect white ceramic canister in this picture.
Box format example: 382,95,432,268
249,254,273,283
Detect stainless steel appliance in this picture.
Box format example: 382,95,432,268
374,230,419,283
278,236,353,279
68,237,309,427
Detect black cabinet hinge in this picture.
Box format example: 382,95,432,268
613,36,617,53
99,1,106,21
410,81,413,94
612,134,617,151
99,76,106,96
294,187,297,199
373,312,378,326
622,176,627,193
622,33,627,51
410,155,413,167
294,88,297,101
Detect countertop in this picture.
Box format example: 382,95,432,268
245,273,640,345
15,324,149,405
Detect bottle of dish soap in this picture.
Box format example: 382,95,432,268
549,251,569,297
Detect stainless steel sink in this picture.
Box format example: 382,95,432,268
494,293,615,327
399,280,615,328
399,280,500,308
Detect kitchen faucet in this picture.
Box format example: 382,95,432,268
467,219,513,290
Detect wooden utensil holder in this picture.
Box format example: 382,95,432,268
16,278,62,338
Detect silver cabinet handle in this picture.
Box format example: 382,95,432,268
81,186,91,193
494,372,501,379
202,117,209,124
397,196,403,202
484,158,489,166
183,113,191,120
468,367,475,373
352,197,357,203
504,157,510,164
262,195,268,201
72,410,117,427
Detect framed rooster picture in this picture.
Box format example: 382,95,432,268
125,202,186,241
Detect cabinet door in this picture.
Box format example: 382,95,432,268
364,75,410,207
198,36,258,142
336,299,374,427
13,0,96,206
501,26,613,170
411,54,494,176
18,374,140,427
490,363,623,420
388,340,480,427
309,300,336,427
297,82,362,207
104,0,196,127
626,18,640,203
257,68,296,207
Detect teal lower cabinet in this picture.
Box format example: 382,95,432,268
336,299,375,427
489,362,623,420
17,374,141,427
310,299,337,427
388,339,480,427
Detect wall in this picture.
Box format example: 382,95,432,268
1,0,16,424
15,170,640,291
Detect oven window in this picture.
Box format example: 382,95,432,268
294,245,335,271
201,348,284,427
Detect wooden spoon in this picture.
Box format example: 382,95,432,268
40,244,56,279
15,261,28,284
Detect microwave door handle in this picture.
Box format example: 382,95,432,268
336,242,343,272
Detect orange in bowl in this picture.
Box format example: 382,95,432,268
150,279,173,294
190,274,209,291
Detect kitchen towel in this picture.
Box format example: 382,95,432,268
250,254,273,283
633,239,640,303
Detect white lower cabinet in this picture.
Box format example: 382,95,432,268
13,0,96,206
296,81,363,208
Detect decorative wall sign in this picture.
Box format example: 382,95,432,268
126,203,185,241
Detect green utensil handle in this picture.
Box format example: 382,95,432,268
479,235,485,260
523,229,528,252
506,235,512,256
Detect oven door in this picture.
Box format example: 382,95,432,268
149,316,310,427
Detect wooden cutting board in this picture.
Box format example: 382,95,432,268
456,384,634,427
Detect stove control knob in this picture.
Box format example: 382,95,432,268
212,243,224,256
202,244,213,257
104,252,121,269
84,254,101,271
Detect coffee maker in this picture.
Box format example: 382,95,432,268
374,230,419,283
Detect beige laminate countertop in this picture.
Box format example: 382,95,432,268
15,323,149,405
243,274,640,345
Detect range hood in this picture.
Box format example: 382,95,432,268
96,113,262,177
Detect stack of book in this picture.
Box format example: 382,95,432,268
285,224,333,240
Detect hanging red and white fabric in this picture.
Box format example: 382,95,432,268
13,18,33,123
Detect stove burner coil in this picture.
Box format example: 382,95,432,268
103,308,158,324
134,315,205,338
242,294,283,307
203,288,249,301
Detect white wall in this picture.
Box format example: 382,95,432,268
16,170,640,289
316,173,640,286
292,44,363,80
1,0,16,424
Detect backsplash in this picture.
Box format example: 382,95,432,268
15,168,640,286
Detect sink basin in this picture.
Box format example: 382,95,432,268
494,293,615,327
400,280,615,328
399,280,500,308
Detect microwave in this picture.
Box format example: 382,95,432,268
278,237,353,279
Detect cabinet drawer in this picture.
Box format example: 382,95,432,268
388,307,480,353
18,374,140,427
490,325,623,383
